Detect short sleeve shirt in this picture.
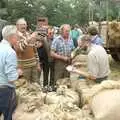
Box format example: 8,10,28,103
88,44,110,78
51,35,74,57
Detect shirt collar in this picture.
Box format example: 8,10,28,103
1,39,12,47
91,35,98,42
59,35,71,41
87,43,96,53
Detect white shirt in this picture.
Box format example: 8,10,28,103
0,40,18,88
87,44,110,78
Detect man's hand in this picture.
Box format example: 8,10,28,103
37,63,41,72
66,65,76,72
63,56,71,64
28,32,38,43
30,32,37,39
17,68,23,77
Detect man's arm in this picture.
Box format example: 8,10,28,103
17,32,37,51
73,68,96,80
66,65,96,80
50,50,69,62
5,51,19,83
50,38,70,62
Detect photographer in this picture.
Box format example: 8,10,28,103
16,18,40,85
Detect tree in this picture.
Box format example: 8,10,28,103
2,0,120,27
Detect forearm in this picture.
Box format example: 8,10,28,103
74,69,96,80
51,51,65,61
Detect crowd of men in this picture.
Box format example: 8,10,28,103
0,18,110,120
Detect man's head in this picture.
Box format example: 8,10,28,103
47,26,54,39
2,25,18,47
59,24,71,39
88,26,98,36
79,35,91,50
16,18,27,33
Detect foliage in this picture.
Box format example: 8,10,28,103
1,0,120,27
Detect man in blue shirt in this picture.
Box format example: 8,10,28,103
51,24,74,89
88,26,104,46
0,25,21,120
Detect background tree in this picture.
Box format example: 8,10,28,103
1,0,119,28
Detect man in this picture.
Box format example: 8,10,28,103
67,35,110,83
47,27,55,90
88,26,104,46
16,18,40,85
70,24,80,48
37,26,55,92
0,25,21,120
51,24,74,88
36,20,49,91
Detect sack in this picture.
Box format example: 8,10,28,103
90,89,120,120
45,88,80,107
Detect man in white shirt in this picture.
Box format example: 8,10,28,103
0,25,22,120
67,35,110,83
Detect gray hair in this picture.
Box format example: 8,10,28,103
59,24,71,34
2,25,17,40
16,18,27,25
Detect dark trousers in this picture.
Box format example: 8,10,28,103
42,61,54,87
0,86,17,120
42,62,49,87
49,61,55,86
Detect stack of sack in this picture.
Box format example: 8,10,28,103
82,80,120,120
13,82,45,120
108,21,120,45
72,53,88,71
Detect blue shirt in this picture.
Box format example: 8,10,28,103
91,35,103,46
51,35,74,57
70,29,80,40
0,39,18,88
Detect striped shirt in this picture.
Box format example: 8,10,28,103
51,35,74,57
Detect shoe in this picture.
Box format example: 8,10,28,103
47,86,52,92
42,86,48,93
52,86,57,92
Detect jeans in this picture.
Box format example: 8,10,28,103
0,86,17,120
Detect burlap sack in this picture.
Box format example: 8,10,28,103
90,89,120,120
45,88,80,107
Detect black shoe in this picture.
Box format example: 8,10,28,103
52,86,57,92
47,86,53,92
42,86,48,93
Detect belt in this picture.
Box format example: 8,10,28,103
96,76,108,83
